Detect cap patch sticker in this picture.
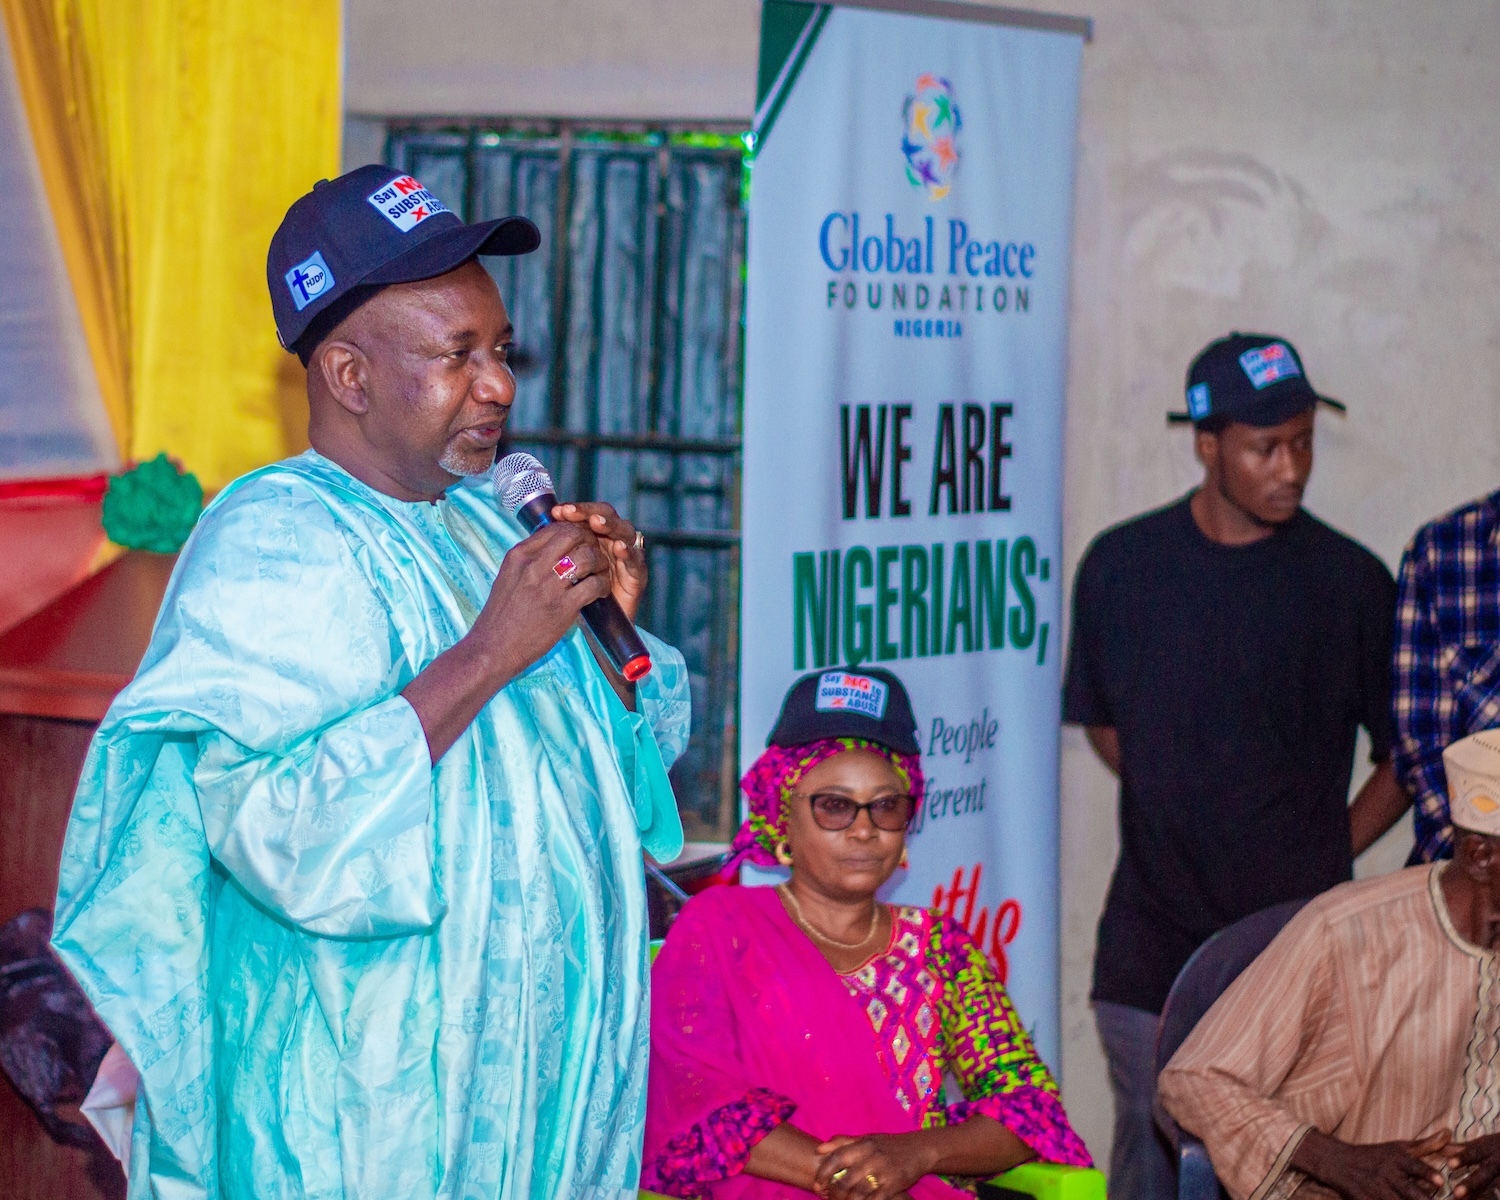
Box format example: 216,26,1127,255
1186,383,1211,420
285,251,334,312
816,671,889,720
367,175,449,232
1239,342,1302,390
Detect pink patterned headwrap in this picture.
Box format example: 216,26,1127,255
728,737,927,869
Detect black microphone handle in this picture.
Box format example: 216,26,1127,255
513,491,653,679
514,493,558,532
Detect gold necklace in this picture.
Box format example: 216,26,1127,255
778,884,883,951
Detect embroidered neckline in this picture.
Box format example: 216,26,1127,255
1427,862,1500,1145
833,904,915,976
1430,861,1498,962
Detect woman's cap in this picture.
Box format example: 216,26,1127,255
1444,729,1500,837
767,667,920,756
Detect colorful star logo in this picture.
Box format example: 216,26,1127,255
902,75,962,200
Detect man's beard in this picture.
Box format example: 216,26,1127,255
439,441,498,478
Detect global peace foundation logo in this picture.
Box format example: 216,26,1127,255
901,74,962,200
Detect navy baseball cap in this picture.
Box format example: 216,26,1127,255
1168,333,1346,428
767,667,920,756
267,163,540,361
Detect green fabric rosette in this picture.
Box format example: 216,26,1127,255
101,453,204,553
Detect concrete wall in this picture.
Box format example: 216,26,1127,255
347,0,1500,1166
345,0,759,119
1037,0,1500,1164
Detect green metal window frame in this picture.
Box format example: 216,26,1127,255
382,118,749,842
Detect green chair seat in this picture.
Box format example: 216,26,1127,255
988,1162,1107,1200
643,1163,1105,1200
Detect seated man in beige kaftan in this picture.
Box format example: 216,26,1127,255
1159,729,1500,1200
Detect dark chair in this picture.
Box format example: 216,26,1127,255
644,860,691,939
1153,898,1310,1200
646,849,741,940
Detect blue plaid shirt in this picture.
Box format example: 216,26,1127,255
1393,490,1500,861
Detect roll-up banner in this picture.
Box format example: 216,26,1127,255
741,0,1088,1065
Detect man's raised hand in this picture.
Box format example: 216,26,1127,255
470,519,614,677
403,518,615,764
549,501,647,622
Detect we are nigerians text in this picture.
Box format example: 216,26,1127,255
820,213,1037,334
791,402,1051,675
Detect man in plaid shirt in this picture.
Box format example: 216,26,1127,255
1394,493,1500,862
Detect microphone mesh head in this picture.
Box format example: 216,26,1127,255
492,452,556,514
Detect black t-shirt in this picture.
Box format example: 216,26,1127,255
1063,495,1396,1014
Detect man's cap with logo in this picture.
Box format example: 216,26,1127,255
1444,730,1500,837
1168,332,1347,429
267,163,540,361
767,666,920,756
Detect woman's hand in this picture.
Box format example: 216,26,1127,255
811,1117,1034,1198
813,1134,932,1200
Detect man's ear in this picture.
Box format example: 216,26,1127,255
1193,428,1219,473
316,340,372,417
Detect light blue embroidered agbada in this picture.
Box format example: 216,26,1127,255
51,450,688,1200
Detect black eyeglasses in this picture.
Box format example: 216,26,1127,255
801,791,915,832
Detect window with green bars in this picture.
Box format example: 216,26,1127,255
382,120,749,843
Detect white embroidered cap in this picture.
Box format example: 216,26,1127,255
1443,729,1500,836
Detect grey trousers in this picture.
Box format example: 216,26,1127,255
1094,1000,1178,1200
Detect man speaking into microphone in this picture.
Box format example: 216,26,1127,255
50,166,690,1199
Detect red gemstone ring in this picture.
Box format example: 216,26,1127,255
553,555,581,586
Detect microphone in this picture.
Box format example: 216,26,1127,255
492,452,653,682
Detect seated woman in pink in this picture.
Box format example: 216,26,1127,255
643,667,1091,1199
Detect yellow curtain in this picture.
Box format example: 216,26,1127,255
0,0,341,489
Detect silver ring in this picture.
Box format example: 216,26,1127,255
553,554,581,587
632,530,645,553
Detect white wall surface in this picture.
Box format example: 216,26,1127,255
345,0,760,118
347,0,1500,1168
1030,0,1500,1166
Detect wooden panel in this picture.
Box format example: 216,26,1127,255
0,714,94,922
0,713,120,1199
0,551,174,721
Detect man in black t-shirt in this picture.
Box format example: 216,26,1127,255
1062,334,1409,1200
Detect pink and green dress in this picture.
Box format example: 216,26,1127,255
642,885,1091,1198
